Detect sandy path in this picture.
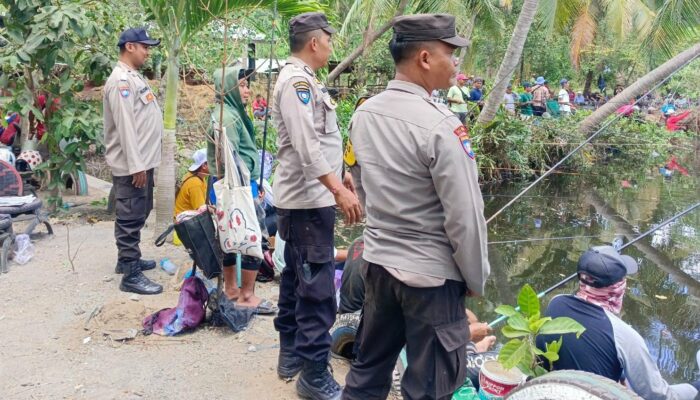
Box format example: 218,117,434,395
0,213,350,400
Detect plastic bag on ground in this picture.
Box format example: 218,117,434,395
12,234,34,265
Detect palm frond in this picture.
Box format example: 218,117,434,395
141,0,324,47
570,4,596,69
641,0,700,57
600,0,632,39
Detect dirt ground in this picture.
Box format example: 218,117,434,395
0,191,351,399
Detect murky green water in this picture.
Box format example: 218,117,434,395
336,142,699,384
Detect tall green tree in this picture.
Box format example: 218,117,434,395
477,0,540,125
139,0,322,236
327,0,505,82
0,0,112,208
537,0,700,69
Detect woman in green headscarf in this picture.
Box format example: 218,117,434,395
207,66,276,314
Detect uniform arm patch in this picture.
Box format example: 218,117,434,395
118,84,130,98
453,125,475,159
293,81,311,105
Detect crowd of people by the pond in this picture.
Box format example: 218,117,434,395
97,11,699,400
432,73,699,130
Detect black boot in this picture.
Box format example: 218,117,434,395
115,258,156,274
296,360,342,400
119,261,163,295
277,348,304,380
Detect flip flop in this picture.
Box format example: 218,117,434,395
253,299,278,315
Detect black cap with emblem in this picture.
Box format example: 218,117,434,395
392,14,469,48
289,12,336,35
117,27,161,47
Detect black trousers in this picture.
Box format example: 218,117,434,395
273,207,337,362
343,264,469,400
113,169,154,263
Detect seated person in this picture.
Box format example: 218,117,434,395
252,94,268,120
174,148,208,217
337,236,496,353
537,246,699,400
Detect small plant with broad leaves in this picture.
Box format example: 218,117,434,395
495,284,585,378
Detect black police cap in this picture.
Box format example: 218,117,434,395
289,12,336,35
392,14,469,48
118,27,161,47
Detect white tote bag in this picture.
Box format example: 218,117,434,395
213,128,263,259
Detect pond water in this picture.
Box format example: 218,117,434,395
335,141,699,384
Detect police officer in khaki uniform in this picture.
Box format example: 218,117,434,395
103,28,163,295
342,15,490,400
271,12,361,400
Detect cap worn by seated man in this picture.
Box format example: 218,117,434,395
537,246,699,400
343,14,490,400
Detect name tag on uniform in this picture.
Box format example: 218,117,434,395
140,90,155,104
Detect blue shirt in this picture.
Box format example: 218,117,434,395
537,295,698,400
469,88,482,102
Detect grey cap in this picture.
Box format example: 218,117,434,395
392,14,469,48
289,12,336,35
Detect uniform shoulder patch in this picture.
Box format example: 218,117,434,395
453,125,475,159
293,81,311,105
118,84,130,98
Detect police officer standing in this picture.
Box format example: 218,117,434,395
342,15,490,399
103,28,163,295
271,12,361,400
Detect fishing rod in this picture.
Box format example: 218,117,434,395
485,51,700,225
259,0,277,188
488,235,598,245
488,201,700,327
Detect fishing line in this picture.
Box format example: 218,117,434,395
485,52,700,225
488,235,598,245
488,201,700,327
259,0,277,188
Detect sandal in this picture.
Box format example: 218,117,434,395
253,299,278,315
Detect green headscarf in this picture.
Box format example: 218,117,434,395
213,67,256,137
208,67,260,181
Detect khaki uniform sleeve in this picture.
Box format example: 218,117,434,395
278,77,332,181
426,118,490,295
105,80,145,175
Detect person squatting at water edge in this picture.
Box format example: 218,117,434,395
271,11,362,400
342,13,490,400
537,246,700,400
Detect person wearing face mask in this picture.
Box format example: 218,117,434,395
207,66,277,315
342,14,490,400
537,246,699,400
103,27,163,295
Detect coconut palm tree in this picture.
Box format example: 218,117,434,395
139,0,323,236
579,41,700,135
537,0,700,69
327,0,505,82
477,0,540,125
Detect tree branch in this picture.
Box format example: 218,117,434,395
327,0,410,82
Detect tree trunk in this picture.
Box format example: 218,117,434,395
583,69,593,97
579,42,700,136
154,51,179,238
456,14,477,70
327,0,410,82
476,0,539,125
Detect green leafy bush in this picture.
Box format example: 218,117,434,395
496,284,585,378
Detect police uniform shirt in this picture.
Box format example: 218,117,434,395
271,56,342,210
103,61,163,177
349,80,490,295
